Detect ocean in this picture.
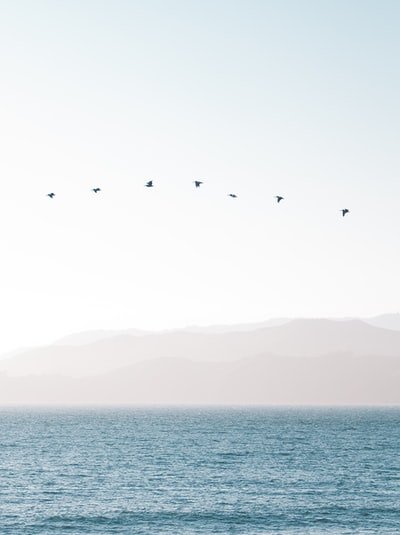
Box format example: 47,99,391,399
0,407,399,534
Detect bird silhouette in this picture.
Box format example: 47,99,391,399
228,194,238,198
275,196,284,203
341,209,349,217
193,181,203,188
145,181,153,188
92,188,101,193
47,193,55,198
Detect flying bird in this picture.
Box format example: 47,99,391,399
47,193,55,198
228,194,238,198
193,181,203,188
275,196,284,203
91,188,101,193
145,181,153,188
341,209,350,217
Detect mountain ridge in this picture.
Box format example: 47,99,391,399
0,317,399,405
1,318,400,378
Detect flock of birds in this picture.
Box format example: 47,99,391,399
46,181,351,217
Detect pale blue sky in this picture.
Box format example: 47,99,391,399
0,0,399,352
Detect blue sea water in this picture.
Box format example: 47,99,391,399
0,407,399,534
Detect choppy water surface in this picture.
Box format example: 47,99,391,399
0,407,399,534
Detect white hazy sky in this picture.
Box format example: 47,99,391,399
1,0,400,353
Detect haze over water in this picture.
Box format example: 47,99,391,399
1,407,399,534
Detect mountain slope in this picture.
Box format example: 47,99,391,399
0,352,398,404
1,319,400,378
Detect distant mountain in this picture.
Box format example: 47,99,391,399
177,318,291,334
52,328,153,346
0,318,399,404
0,352,398,405
51,319,291,346
1,318,400,377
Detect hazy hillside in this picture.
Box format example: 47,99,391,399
52,328,153,346
2,318,400,378
0,352,398,405
1,318,399,404
51,319,291,346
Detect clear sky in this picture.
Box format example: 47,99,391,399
1,0,399,353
